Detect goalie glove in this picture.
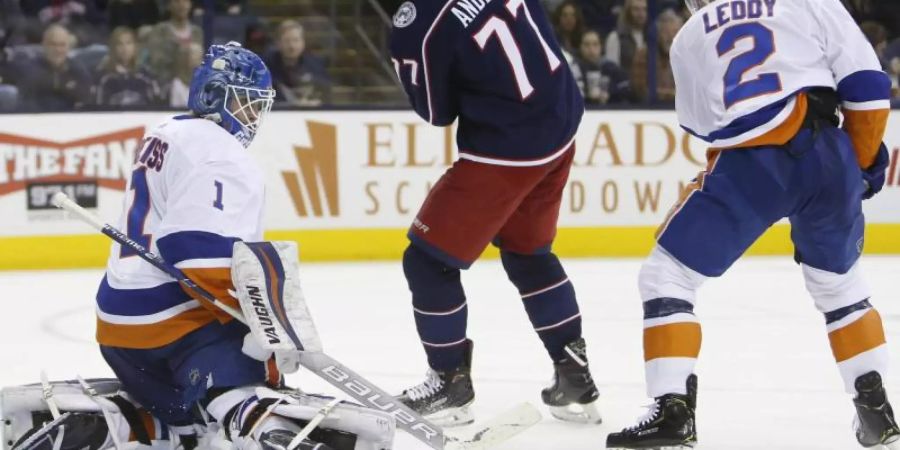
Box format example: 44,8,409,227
862,142,890,200
231,241,323,374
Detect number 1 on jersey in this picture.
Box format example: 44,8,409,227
213,180,224,210
121,167,151,258
473,0,562,99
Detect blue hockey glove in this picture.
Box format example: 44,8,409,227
862,143,890,200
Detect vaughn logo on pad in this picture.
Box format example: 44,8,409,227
246,284,282,345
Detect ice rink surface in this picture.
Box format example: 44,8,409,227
2,256,899,450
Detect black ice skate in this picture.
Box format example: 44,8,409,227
258,429,335,450
541,338,602,424
397,339,475,427
606,374,698,450
853,371,900,449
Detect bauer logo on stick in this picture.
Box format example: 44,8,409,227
321,364,440,441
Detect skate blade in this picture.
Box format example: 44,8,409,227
425,404,475,428
883,435,900,450
548,400,602,424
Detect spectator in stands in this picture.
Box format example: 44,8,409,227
244,22,269,57
95,27,161,107
630,9,681,103
859,21,900,101
142,0,203,84
19,0,105,45
12,24,92,111
571,30,628,105
1,0,25,46
892,59,900,102
266,20,331,107
107,0,160,31
168,41,202,107
861,22,890,69
577,0,620,37
193,0,246,16
606,0,646,72
552,1,586,56
843,0,900,39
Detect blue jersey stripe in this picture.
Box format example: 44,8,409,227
96,276,192,316
685,92,796,143
837,71,892,103
157,231,239,265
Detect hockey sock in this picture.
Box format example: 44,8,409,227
403,244,469,371
642,297,701,397
639,246,707,397
824,299,888,394
501,251,581,362
803,263,889,394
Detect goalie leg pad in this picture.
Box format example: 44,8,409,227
1,379,174,450
206,386,395,450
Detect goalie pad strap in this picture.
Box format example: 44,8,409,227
106,395,152,445
239,397,281,438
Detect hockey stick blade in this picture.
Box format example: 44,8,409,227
445,403,542,450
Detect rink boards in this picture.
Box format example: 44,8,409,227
0,110,898,269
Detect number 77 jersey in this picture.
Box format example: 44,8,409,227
389,0,583,164
672,0,891,152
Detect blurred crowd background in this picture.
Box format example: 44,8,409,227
0,0,898,112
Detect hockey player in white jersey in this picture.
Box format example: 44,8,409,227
1,42,396,450
606,0,897,448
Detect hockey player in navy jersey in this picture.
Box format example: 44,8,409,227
378,0,601,426
606,0,899,448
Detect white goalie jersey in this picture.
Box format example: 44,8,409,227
98,115,265,349
672,0,891,159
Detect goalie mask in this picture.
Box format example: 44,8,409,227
188,42,275,148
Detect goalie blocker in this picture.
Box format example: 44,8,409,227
232,241,323,374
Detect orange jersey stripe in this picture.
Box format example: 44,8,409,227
644,322,702,361
180,267,240,323
829,309,887,362
656,150,721,238
97,307,216,349
716,93,808,150
842,108,890,168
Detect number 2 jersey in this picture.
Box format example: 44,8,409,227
96,116,265,349
672,0,891,167
389,0,584,165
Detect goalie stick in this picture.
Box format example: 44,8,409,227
51,192,541,450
